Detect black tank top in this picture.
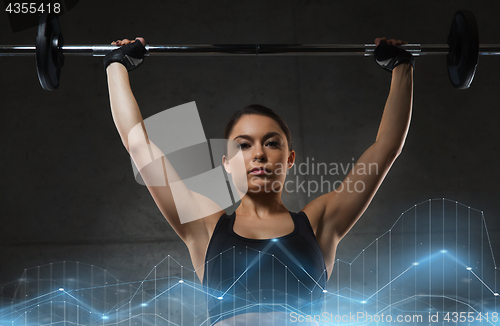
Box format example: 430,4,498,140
203,211,328,325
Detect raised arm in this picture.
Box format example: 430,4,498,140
106,62,144,151
303,38,414,256
105,39,221,245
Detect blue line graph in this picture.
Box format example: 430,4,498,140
0,198,498,325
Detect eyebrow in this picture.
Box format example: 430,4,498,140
233,132,283,141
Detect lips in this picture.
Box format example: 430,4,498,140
249,167,270,175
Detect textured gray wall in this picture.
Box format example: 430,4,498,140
1,0,499,288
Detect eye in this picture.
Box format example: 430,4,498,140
236,142,250,149
266,140,280,147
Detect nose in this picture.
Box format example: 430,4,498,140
252,144,267,162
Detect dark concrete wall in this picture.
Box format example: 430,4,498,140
1,0,499,287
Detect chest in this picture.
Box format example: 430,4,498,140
204,230,326,294
204,213,327,289
232,213,295,239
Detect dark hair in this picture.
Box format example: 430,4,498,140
223,104,293,151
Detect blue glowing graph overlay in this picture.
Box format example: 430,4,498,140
0,198,498,325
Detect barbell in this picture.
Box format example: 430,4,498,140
0,10,497,91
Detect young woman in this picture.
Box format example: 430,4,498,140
105,37,413,325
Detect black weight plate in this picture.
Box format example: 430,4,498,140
447,10,479,89
36,13,64,91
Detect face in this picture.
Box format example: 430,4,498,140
223,114,295,195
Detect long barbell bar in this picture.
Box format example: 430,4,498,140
2,44,500,57
0,10,487,90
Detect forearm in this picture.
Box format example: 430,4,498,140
106,63,146,151
375,63,414,154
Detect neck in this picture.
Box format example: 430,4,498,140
236,191,288,219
